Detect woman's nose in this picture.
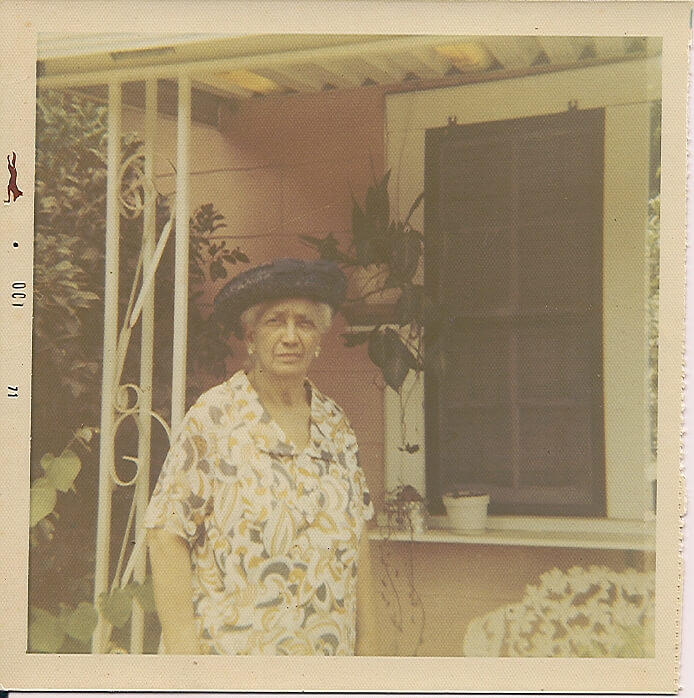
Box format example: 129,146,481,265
281,319,298,342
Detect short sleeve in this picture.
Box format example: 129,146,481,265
144,410,215,544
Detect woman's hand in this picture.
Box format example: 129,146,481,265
147,528,205,654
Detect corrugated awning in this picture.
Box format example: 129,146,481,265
38,34,662,100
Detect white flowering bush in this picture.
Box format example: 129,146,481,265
463,566,655,657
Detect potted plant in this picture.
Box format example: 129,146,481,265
442,488,490,532
384,484,427,535
301,170,444,397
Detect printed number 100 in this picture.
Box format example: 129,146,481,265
12,281,26,307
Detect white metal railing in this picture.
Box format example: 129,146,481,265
171,76,191,433
90,76,191,653
131,78,158,654
92,81,121,653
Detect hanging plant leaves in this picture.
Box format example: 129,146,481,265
371,236,392,265
99,588,133,629
365,171,390,238
404,191,425,226
351,197,369,243
391,232,421,282
28,607,65,653
355,237,385,267
65,601,98,645
369,327,418,391
382,349,411,392
45,448,81,492
299,234,347,263
367,327,388,369
30,477,57,527
395,285,414,326
381,328,417,392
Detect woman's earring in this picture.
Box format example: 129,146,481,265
248,345,255,355
314,347,321,358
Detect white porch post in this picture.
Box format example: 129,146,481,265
171,76,191,431
92,81,121,653
130,79,158,654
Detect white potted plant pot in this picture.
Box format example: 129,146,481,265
442,491,490,532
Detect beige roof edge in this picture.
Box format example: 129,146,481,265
37,34,398,80
37,34,662,97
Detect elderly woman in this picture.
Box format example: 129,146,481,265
145,259,377,655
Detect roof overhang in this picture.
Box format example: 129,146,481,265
37,34,662,105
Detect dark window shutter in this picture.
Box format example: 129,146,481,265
424,109,606,517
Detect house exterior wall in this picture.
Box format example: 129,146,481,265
128,77,645,656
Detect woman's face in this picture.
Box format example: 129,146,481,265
247,298,324,379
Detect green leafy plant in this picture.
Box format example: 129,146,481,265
29,429,98,652
29,602,99,653
190,203,250,284
28,427,159,653
29,575,157,653
29,427,96,544
98,577,156,629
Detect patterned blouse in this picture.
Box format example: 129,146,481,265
144,370,374,655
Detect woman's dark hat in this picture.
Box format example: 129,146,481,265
214,258,347,336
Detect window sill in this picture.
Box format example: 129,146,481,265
370,514,655,551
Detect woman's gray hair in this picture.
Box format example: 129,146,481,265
240,300,334,339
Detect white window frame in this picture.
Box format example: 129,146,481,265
382,56,660,542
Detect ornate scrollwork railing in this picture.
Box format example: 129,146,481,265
93,78,191,655
110,384,171,592
94,136,176,653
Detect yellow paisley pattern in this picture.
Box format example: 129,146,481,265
144,370,374,655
